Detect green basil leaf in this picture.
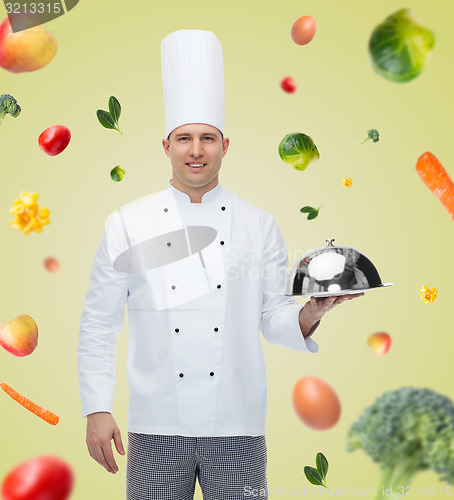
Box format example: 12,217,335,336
109,96,121,124
300,206,315,213
304,466,325,487
316,453,329,481
97,110,116,130
307,209,319,220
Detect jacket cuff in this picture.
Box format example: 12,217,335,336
79,374,115,418
279,303,319,353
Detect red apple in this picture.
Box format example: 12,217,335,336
0,314,38,357
0,15,57,73
367,332,391,355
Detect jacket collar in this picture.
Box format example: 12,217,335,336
167,180,224,204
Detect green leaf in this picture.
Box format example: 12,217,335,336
307,208,320,220
109,96,121,124
97,110,116,130
300,206,315,213
304,466,325,487
316,453,329,481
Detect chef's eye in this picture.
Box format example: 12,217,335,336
203,136,214,141
178,137,189,141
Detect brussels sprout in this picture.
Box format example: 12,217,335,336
110,165,125,182
278,132,320,171
369,9,435,83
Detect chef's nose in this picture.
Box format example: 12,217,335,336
190,139,203,157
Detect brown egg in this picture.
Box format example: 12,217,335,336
44,257,60,273
291,16,317,46
292,376,341,430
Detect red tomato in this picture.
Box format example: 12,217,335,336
281,76,297,93
2,456,74,500
38,125,71,156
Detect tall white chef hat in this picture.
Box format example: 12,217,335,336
161,29,225,138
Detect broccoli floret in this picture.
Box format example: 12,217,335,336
358,129,379,144
0,94,21,125
347,387,454,499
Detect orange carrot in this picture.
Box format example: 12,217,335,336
1,382,59,425
416,152,454,220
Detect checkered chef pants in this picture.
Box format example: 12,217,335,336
126,433,268,500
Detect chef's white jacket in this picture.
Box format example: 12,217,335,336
78,182,318,437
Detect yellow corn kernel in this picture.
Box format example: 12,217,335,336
38,207,50,218
10,206,22,216
9,191,50,234
419,285,438,303
30,217,41,229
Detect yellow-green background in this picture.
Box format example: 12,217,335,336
1,0,453,497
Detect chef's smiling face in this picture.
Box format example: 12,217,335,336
162,123,230,203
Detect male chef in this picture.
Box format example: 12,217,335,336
78,29,362,500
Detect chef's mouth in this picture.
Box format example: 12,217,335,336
186,163,206,169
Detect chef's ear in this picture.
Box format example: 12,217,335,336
162,138,171,157
222,137,230,157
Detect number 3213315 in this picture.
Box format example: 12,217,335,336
397,485,453,496
5,2,62,14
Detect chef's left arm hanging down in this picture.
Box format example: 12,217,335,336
78,212,128,474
